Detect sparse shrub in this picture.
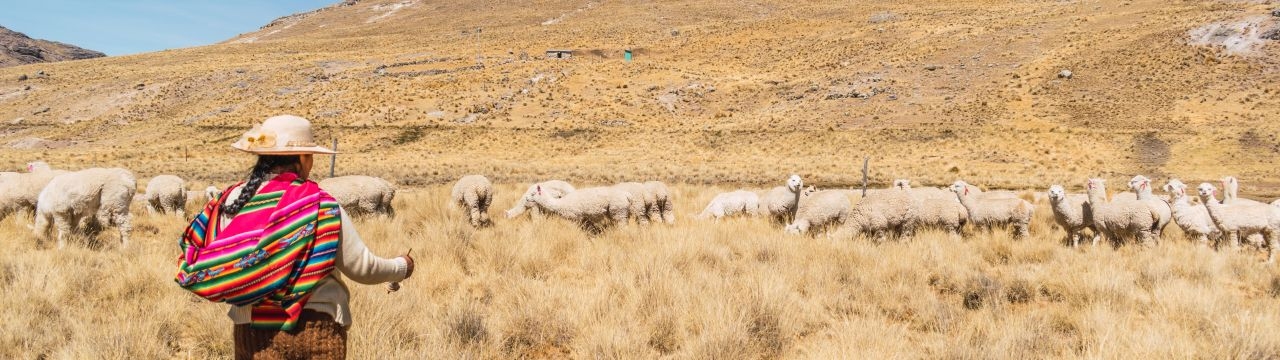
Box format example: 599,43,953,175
1005,278,1034,304
963,275,1002,310
446,305,489,346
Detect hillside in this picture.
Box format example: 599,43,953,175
0,0,1278,194
0,26,105,68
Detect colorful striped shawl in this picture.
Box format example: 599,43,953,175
175,173,341,330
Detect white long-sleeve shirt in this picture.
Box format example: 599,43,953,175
220,182,408,328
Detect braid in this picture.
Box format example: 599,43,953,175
222,155,300,215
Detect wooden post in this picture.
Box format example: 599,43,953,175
329,138,338,178
861,156,869,197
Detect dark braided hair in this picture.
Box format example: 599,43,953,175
221,155,302,215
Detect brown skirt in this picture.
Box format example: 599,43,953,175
233,310,348,360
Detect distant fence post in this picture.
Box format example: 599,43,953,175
329,138,338,178
861,156,869,197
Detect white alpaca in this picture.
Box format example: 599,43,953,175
895,179,964,236
1127,175,1172,240
698,190,760,220
205,186,223,202
506,180,575,219
0,161,67,222
528,185,632,233
1163,179,1220,246
1086,178,1160,246
34,168,136,249
832,187,917,241
950,180,1033,238
450,175,493,227
1220,177,1267,207
1047,185,1093,247
320,175,397,217
1197,183,1280,262
785,190,854,235
145,175,187,217
761,174,803,224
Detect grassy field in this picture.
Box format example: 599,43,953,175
2,182,1279,359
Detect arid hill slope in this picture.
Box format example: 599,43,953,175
0,0,1278,194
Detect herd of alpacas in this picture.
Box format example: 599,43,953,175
3,161,1279,263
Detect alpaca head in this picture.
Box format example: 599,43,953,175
525,185,543,203
949,181,970,195
1127,175,1151,192
892,179,911,190
1196,183,1217,201
1086,178,1105,192
786,174,803,192
1163,179,1187,198
1047,185,1065,201
802,185,817,197
26,161,49,172
1220,176,1240,197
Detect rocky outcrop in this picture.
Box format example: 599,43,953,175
0,26,105,68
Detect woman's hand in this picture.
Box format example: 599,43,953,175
400,249,414,279
388,249,414,293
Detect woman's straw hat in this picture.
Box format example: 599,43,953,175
231,115,337,155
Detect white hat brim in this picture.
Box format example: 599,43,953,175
231,144,338,155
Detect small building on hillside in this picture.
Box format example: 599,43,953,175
545,49,573,59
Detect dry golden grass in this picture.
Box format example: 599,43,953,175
3,183,1280,359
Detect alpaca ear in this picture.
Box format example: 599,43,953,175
535,185,542,195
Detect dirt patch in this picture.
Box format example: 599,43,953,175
1239,130,1280,153
8,137,74,149
1133,132,1170,171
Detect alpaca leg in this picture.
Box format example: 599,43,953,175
54,213,74,250
463,192,480,226
1267,231,1278,264
662,203,675,224
612,208,629,228
901,223,917,239
1229,231,1242,250
33,211,51,246
1139,230,1156,248
478,194,492,226
633,202,649,226
114,212,131,249
383,201,395,218
646,202,659,223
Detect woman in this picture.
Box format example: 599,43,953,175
176,115,412,359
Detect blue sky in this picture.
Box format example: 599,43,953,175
0,1,335,56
